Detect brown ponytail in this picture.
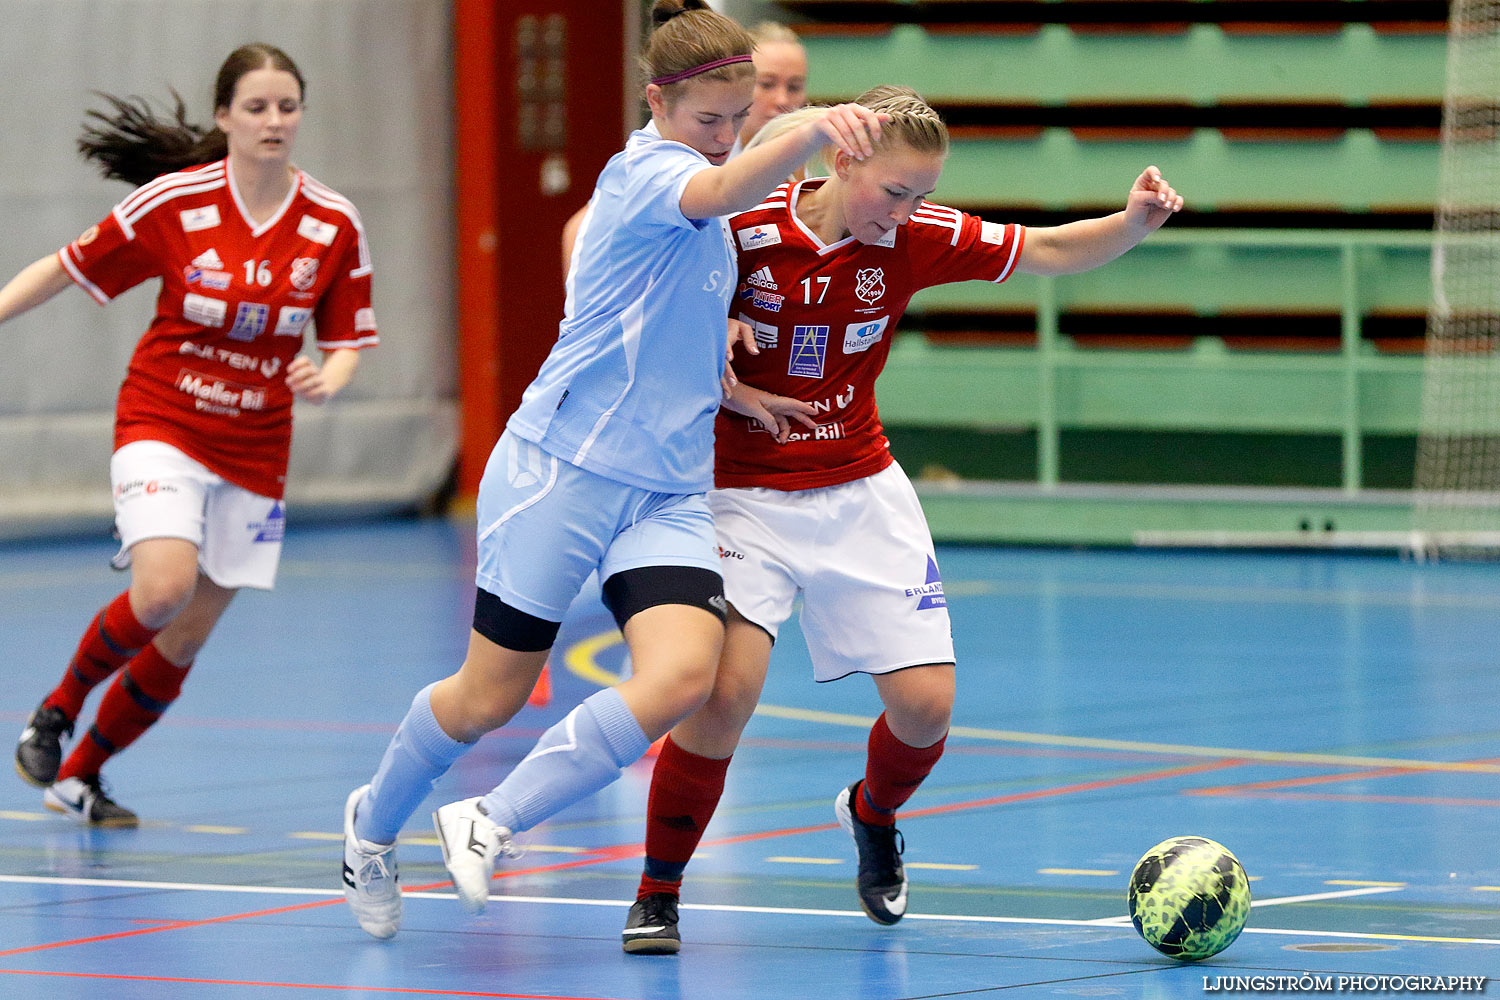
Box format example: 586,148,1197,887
77,43,305,187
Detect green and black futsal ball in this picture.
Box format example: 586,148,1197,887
1128,836,1251,960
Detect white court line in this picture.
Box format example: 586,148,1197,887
1082,886,1404,927
1251,886,1404,907
0,875,1493,946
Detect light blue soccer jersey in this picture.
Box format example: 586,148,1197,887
507,122,735,494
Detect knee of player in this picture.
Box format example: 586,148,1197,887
129,574,197,628
673,656,721,716
889,677,954,738
454,684,527,736
701,667,762,725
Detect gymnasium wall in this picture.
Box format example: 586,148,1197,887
0,0,455,538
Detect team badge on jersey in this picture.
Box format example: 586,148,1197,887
228,302,270,342
77,225,100,247
906,556,946,610
843,316,889,354
355,308,377,332
736,224,782,251
788,325,829,378
290,257,320,291
854,268,886,304
980,221,1008,245
179,205,221,233
298,215,339,246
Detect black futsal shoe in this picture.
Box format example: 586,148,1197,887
835,781,908,925
622,891,681,954
16,703,73,787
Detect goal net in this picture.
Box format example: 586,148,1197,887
1412,0,1500,557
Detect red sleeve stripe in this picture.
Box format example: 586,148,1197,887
301,177,372,278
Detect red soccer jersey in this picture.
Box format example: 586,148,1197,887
58,158,377,498
715,178,1024,490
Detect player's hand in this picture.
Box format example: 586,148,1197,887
727,317,759,362
812,103,888,161
286,355,335,404
723,319,762,398
1124,166,1183,236
722,382,819,443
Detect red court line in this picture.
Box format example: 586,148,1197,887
1191,790,1500,808
1189,756,1500,799
0,968,626,999
0,757,1237,963
647,758,1249,851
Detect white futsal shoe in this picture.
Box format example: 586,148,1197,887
433,796,520,914
341,785,402,939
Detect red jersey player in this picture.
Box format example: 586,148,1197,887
0,44,376,825
621,88,1182,952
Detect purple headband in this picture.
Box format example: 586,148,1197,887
650,54,752,87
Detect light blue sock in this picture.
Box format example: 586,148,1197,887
479,687,650,833
355,683,472,844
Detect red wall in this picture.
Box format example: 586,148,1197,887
453,0,631,495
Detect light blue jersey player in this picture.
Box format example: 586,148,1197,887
339,0,886,942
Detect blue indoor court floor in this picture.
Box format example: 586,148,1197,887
1,518,1498,998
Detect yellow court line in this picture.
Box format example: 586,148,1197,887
766,857,842,865
182,825,247,835
562,630,1500,776
0,811,48,822
564,630,627,687
754,704,1500,775
289,831,343,841
1039,868,1118,877
906,862,978,871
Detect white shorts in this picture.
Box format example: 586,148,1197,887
709,461,954,682
109,440,284,591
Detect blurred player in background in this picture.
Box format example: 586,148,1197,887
339,0,885,942
561,21,808,273
622,87,1183,953
1,44,377,826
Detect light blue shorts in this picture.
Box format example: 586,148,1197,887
474,430,720,621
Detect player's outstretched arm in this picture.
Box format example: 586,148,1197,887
1015,166,1183,277
0,254,73,328
286,348,360,405
680,104,886,221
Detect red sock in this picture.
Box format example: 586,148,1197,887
57,644,190,782
854,712,947,827
45,592,159,721
638,735,732,898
